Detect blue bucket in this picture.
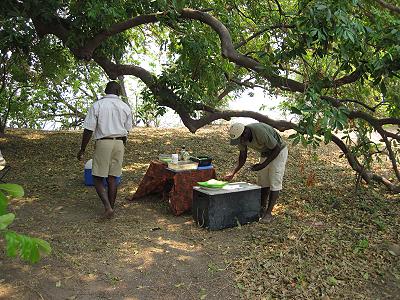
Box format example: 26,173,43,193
84,167,121,186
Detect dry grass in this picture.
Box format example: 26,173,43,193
0,126,399,300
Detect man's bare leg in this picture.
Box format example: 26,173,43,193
260,190,279,222
93,176,113,218
260,187,270,218
107,175,117,209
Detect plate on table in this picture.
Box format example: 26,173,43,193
158,154,172,163
160,158,172,163
197,179,228,189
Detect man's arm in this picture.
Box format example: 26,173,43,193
223,147,248,181
251,144,283,171
77,129,93,161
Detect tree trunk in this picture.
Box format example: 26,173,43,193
0,124,5,137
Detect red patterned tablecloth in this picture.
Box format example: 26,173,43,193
129,160,216,215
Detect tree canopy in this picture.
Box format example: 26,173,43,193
1,0,400,191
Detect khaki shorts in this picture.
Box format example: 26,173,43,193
257,147,288,191
92,140,125,177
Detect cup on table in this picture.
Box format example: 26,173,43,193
171,154,179,163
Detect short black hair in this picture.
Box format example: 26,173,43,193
105,81,121,96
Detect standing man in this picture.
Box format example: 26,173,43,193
77,81,132,219
223,122,288,223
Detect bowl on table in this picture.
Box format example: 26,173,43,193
158,154,172,163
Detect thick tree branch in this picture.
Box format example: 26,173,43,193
180,109,297,133
322,96,400,141
327,96,380,112
179,9,307,92
376,127,400,181
31,8,372,92
331,134,400,192
230,77,266,89
74,14,161,60
374,0,400,14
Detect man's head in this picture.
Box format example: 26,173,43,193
105,81,121,96
229,123,245,145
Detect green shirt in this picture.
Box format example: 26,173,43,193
238,123,286,157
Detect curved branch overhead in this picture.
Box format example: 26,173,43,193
76,14,162,60
64,8,367,92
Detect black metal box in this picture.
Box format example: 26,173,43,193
192,183,261,230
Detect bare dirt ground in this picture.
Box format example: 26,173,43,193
0,126,399,300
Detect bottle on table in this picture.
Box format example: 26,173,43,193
179,145,190,161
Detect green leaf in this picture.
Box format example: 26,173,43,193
324,131,332,144
0,191,8,215
290,106,302,115
0,184,24,198
171,0,185,11
347,31,355,43
5,231,19,257
291,135,301,146
0,213,15,230
301,135,308,147
4,231,52,263
33,238,52,255
336,120,344,131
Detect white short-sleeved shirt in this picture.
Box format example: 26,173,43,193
83,94,133,140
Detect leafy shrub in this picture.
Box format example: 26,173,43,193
0,183,51,263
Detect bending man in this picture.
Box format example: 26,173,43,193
223,122,288,222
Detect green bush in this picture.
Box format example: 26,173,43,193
0,183,51,263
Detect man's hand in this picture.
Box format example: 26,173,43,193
77,149,85,161
222,172,235,182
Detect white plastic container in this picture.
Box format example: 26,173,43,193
85,159,93,169
171,154,179,163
